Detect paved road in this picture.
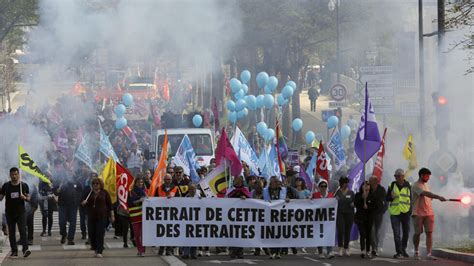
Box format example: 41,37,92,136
0,231,468,266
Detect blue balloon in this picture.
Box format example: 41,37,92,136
282,85,294,99
226,100,236,111
286,80,297,90
114,104,126,117
327,115,339,129
256,95,264,108
230,78,242,93
237,108,248,119
235,99,246,111
257,122,267,135
234,89,245,100
240,70,251,84
246,95,257,110
292,118,303,131
277,94,286,106
266,76,278,92
192,114,203,127
305,131,315,144
115,117,127,129
263,94,274,109
122,93,133,107
341,125,351,140
228,111,237,123
241,84,249,95
265,128,275,141
256,72,269,89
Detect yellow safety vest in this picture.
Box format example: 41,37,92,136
389,184,411,215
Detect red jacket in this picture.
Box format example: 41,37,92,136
312,191,334,199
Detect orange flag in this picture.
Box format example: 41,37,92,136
149,130,168,196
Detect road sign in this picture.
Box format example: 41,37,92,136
359,65,394,114
330,84,347,101
322,109,337,122
400,101,421,117
329,101,347,108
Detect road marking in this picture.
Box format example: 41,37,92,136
62,244,88,250
206,259,264,264
372,257,401,264
161,255,187,266
304,256,332,266
29,245,42,251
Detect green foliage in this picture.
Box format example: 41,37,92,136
0,0,38,52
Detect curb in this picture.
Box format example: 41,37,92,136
432,248,474,263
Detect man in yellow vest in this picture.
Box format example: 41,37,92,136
386,169,411,259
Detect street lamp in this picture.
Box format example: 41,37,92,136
328,0,340,82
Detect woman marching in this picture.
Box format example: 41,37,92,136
81,177,114,258
129,176,148,257
354,181,377,259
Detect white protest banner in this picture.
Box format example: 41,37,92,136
231,126,259,175
142,197,337,247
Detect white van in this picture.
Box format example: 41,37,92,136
154,128,215,167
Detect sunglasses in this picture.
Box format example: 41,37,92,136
319,185,328,188
176,172,183,174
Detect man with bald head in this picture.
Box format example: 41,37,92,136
386,169,411,259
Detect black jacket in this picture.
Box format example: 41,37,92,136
354,191,377,222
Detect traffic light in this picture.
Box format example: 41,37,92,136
432,92,450,141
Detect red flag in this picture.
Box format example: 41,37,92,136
316,142,329,181
372,128,387,184
163,79,170,102
116,163,134,211
215,128,242,177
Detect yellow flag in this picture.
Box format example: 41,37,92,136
403,135,418,178
100,157,117,203
18,145,51,185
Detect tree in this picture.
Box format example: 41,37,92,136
446,0,473,74
0,0,38,46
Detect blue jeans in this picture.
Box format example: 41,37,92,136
59,206,78,240
390,212,410,254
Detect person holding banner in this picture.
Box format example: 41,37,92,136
334,176,355,257
264,176,288,259
129,177,147,257
354,181,377,259
81,177,114,258
312,180,335,259
182,184,201,259
227,176,252,259
0,167,31,258
157,174,178,256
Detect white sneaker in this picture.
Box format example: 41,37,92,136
270,253,276,259
174,248,180,256
301,248,307,253
327,252,335,259
338,248,344,257
318,253,326,259
343,249,350,257
197,250,203,257
427,253,437,260
96,254,103,258
414,251,421,260
205,251,211,257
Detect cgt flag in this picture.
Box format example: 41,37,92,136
116,163,134,211
354,83,381,163
215,128,242,177
372,128,387,183
403,134,418,179
101,157,117,203
199,164,227,198
316,143,329,181
18,145,51,185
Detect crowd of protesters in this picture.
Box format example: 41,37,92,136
0,94,448,261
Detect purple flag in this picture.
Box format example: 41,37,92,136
299,162,313,192
348,161,364,192
354,83,381,163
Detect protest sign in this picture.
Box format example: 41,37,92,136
142,197,337,247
